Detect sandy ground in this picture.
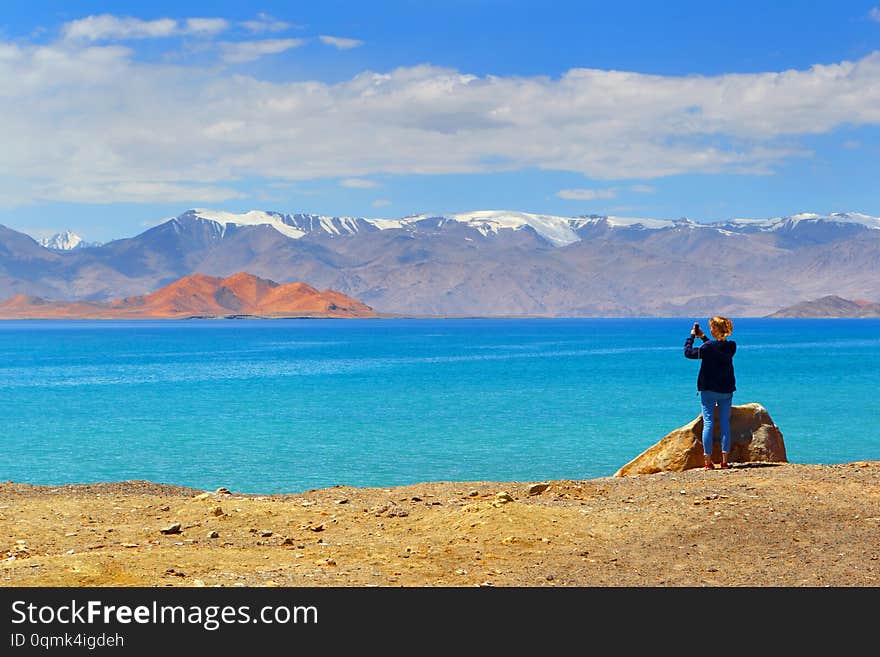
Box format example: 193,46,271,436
2,461,879,587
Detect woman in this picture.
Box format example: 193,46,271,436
684,316,736,470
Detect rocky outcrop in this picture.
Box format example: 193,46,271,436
614,402,787,476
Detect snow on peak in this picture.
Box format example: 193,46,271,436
609,216,675,229
571,215,676,230
190,209,306,240
177,208,880,244
726,212,880,232
447,210,581,246
820,212,880,229
369,214,429,230
370,210,582,246
39,230,85,250
186,209,372,240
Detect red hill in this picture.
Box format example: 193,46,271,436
0,273,377,319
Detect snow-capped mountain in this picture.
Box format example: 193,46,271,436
184,208,880,247
30,209,880,257
38,230,88,250
186,207,652,245
2,208,878,317
182,209,375,241
372,210,585,246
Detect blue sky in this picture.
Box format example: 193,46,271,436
1,1,879,242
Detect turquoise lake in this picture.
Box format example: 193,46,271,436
1,318,877,493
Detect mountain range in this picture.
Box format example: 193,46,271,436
0,272,377,319
2,208,879,317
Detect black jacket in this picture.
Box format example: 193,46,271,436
684,335,737,393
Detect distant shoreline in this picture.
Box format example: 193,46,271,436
3,314,880,321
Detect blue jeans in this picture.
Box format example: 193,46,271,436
700,390,733,456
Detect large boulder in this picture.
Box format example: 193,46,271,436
614,402,787,476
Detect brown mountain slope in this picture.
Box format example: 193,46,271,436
0,273,378,319
766,295,880,318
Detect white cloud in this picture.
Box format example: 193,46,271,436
242,13,295,33
319,35,363,50
220,38,305,63
557,188,617,200
559,185,653,200
2,34,880,206
870,7,880,22
61,14,228,41
183,18,230,36
372,199,392,207
341,178,379,188
33,182,244,205
62,15,176,41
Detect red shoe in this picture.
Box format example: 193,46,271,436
704,462,715,470
720,462,731,469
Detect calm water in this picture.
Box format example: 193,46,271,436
0,318,877,493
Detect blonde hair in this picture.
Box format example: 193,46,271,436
709,316,733,339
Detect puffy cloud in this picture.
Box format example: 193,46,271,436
220,38,305,63
870,7,880,22
319,35,363,50
372,199,392,207
2,34,880,205
557,188,617,201
61,14,228,41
